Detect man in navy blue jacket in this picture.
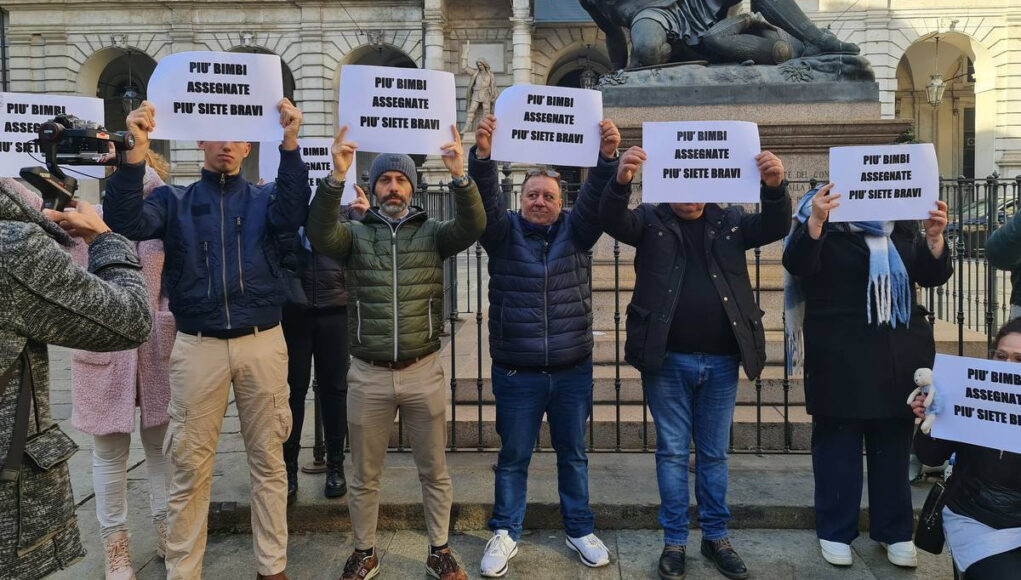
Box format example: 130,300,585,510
468,114,620,577
104,99,309,580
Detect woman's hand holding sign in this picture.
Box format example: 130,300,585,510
923,200,949,258
807,183,840,240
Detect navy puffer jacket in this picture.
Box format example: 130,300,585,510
469,148,618,368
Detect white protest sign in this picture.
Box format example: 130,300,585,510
491,84,602,167
828,144,938,223
0,92,105,178
259,139,357,204
147,51,284,141
337,64,456,155
642,121,761,203
931,353,1021,454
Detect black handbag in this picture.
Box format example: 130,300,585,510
914,472,953,554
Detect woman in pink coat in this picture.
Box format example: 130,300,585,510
10,151,175,580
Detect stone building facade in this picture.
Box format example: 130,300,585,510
0,0,1017,186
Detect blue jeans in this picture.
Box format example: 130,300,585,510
644,352,740,546
488,357,595,541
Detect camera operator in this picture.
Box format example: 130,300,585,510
0,177,152,579
104,99,310,580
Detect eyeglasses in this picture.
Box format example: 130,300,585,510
522,167,561,188
990,349,1021,363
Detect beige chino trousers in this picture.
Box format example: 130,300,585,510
347,352,453,549
163,326,291,579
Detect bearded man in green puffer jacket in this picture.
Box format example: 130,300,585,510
306,124,484,580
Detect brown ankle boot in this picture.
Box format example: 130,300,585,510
256,572,290,580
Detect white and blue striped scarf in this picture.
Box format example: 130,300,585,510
784,188,911,372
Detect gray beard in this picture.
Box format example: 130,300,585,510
381,200,408,219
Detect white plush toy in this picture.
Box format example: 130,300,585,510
907,367,939,434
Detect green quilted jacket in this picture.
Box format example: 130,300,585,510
306,178,485,361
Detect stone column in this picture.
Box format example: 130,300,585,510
423,0,445,70
511,0,533,85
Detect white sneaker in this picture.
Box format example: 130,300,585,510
480,530,518,577
881,541,918,567
819,539,853,566
566,533,610,568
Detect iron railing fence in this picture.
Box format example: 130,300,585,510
300,174,1018,459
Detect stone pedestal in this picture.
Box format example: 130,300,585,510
602,79,911,201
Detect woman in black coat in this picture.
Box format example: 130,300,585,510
910,318,1021,579
782,183,951,569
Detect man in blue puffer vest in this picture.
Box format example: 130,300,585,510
104,99,310,580
468,114,621,577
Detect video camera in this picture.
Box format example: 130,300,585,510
19,114,134,211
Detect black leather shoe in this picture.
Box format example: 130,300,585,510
658,545,686,580
701,537,748,579
325,463,347,498
324,444,347,498
283,445,299,506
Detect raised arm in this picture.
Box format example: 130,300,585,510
569,119,621,250
909,200,952,287
436,124,485,258
267,99,311,233
782,185,838,277
307,179,354,262
598,146,646,247
104,162,170,240
739,152,792,248
307,127,357,261
1,202,151,351
469,115,510,248
105,102,170,240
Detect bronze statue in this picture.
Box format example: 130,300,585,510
580,0,859,70
461,41,496,134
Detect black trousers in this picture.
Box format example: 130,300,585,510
811,416,915,544
967,547,1021,579
281,304,349,457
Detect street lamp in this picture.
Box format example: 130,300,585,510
926,36,946,107
926,73,946,108
121,49,142,114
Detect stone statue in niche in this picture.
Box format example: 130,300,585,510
460,41,497,135
580,0,863,71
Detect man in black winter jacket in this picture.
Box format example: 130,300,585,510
601,145,790,580
280,191,368,505
104,99,310,580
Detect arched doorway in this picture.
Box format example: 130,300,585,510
895,31,993,180
80,47,169,192
338,45,420,193
545,46,612,196
228,46,297,183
